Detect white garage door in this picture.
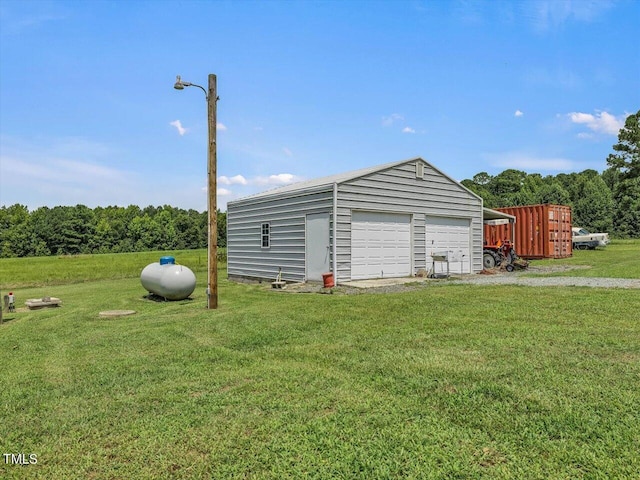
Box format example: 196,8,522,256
351,211,411,280
425,216,471,274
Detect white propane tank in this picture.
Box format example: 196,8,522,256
140,256,196,300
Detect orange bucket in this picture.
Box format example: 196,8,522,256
322,273,335,288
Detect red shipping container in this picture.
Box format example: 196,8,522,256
484,204,572,259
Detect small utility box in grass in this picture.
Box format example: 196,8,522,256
25,297,62,310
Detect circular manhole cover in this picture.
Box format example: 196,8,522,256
98,310,136,318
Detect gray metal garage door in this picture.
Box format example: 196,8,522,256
351,211,411,280
425,216,471,274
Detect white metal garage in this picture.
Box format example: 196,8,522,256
351,211,411,280
425,216,471,274
227,158,484,284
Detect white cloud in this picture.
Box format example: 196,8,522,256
402,127,416,134
568,110,625,135
514,110,524,117
486,152,575,171
217,122,227,131
170,120,187,136
218,174,247,185
527,0,615,32
210,172,307,208
382,113,404,126
254,173,300,185
219,173,301,187
283,147,293,157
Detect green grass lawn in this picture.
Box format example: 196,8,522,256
527,239,640,278
1,244,639,479
0,249,222,289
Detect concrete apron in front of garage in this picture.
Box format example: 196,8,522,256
276,274,458,293
340,276,443,288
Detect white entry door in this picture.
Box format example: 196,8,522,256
306,213,331,281
425,216,471,274
351,211,411,280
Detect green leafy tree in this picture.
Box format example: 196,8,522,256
607,110,640,237
491,169,528,197
0,204,32,257
217,210,227,248
572,176,614,232
155,209,178,250
610,177,640,237
607,110,640,180
601,166,619,192
461,173,500,208
535,181,571,205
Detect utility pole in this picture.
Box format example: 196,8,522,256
207,74,218,309
174,74,218,309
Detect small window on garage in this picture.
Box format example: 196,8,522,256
416,161,424,179
261,223,270,248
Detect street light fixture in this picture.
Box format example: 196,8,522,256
174,74,218,309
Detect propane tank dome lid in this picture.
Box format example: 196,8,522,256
159,256,176,265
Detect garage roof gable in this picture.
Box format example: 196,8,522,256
230,157,482,205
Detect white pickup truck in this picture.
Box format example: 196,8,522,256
572,227,610,250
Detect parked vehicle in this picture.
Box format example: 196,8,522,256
482,239,529,271
572,227,610,250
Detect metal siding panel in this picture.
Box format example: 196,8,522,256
414,214,426,271
471,218,483,272
227,190,332,282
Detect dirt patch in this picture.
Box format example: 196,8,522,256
526,264,591,274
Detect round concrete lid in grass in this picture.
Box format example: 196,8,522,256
98,310,136,318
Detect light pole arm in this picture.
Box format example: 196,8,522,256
193,83,208,100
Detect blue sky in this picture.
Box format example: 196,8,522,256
1,0,638,211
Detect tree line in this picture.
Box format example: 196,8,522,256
1,112,638,257
461,110,639,238
0,205,227,258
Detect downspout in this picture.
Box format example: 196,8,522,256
333,182,338,284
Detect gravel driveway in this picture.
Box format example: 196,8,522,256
449,265,640,289
450,274,640,289
278,266,640,295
